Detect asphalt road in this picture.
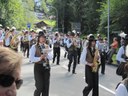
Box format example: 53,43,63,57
17,48,121,96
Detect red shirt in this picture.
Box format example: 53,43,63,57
111,41,118,49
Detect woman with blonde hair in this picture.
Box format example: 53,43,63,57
0,47,23,96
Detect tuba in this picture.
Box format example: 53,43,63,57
92,48,101,72
10,32,23,50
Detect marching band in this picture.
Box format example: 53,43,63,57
0,25,128,96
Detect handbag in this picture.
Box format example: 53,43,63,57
116,62,126,76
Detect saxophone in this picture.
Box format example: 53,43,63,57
92,48,100,72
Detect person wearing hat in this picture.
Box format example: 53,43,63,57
52,32,61,65
98,38,107,74
29,31,52,96
3,27,12,47
29,30,37,48
63,34,69,58
116,34,128,80
67,32,78,74
80,35,100,96
76,32,82,64
9,27,20,52
22,30,29,57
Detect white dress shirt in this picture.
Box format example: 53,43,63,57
115,84,128,96
116,46,126,63
29,44,53,63
4,36,11,46
80,47,100,66
67,38,73,48
80,47,87,65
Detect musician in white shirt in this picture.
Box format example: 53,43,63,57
29,31,52,96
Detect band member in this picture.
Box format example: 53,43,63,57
0,25,4,46
22,30,29,57
64,34,69,58
10,27,19,52
67,32,78,74
29,30,37,48
80,35,100,96
98,38,107,74
20,30,25,52
52,32,61,65
76,32,82,64
3,27,12,47
29,31,52,96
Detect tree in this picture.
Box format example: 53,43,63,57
0,0,38,29
98,0,128,34
50,0,101,34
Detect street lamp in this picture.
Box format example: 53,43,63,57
107,0,110,48
48,6,58,31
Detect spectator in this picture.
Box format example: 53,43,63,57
0,47,23,96
115,64,128,96
107,37,118,64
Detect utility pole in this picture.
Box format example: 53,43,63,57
107,0,110,47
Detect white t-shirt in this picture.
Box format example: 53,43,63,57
115,84,128,96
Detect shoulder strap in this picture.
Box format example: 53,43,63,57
124,78,128,92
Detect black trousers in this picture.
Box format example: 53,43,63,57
23,43,29,58
34,64,50,96
68,51,77,73
83,65,99,96
64,46,68,58
100,52,106,74
53,47,60,65
20,41,24,51
77,48,81,64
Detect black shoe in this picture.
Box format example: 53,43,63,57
72,71,76,74
72,72,77,74
56,63,59,65
101,72,105,75
68,68,70,72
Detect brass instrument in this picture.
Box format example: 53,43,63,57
10,32,23,49
72,37,78,46
92,48,101,72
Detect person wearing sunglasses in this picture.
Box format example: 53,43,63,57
0,47,23,96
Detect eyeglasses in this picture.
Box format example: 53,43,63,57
0,74,23,89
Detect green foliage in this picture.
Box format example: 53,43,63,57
50,0,101,33
40,0,49,13
98,0,128,34
0,0,38,29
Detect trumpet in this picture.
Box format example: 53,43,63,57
92,48,100,72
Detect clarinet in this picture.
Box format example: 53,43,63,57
38,45,50,69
